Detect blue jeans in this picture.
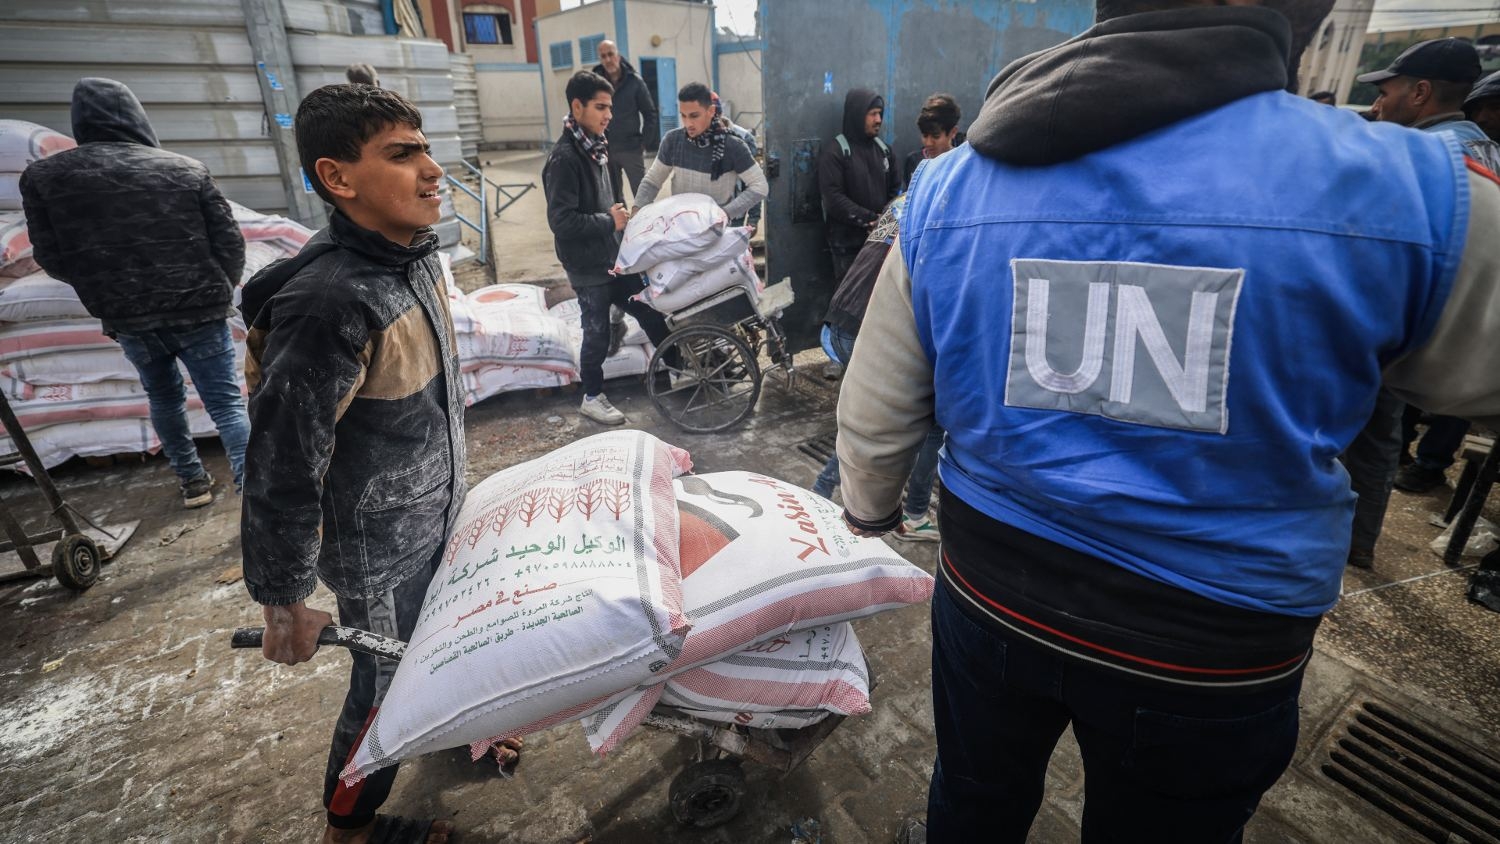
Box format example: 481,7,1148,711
115,320,249,489
927,582,1304,843
813,323,942,515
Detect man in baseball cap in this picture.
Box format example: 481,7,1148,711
1359,37,1483,126
1465,70,1500,141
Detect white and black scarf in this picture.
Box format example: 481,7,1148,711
564,114,609,166
691,93,730,180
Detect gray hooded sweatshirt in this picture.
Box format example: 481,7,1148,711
19,77,244,335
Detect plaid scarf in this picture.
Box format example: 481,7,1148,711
690,93,731,181
564,114,609,167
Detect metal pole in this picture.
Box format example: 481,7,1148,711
240,0,328,229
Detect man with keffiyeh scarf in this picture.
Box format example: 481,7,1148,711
543,70,672,426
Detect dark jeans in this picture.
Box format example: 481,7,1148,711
575,279,670,397
114,320,249,489
927,581,1305,843
813,322,942,515
1339,389,1405,552
1415,415,1470,471
323,548,439,829
1402,407,1472,471
608,146,646,205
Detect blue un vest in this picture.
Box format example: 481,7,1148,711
903,91,1469,617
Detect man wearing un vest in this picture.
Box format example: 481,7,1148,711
834,1,1500,841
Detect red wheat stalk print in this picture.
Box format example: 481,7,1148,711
546,487,572,523
605,479,632,520
517,489,545,527
576,480,603,520
487,502,512,538
463,514,487,549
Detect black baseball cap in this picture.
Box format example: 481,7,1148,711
1357,38,1483,85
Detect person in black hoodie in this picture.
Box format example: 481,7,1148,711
239,84,519,844
20,77,249,510
544,71,672,426
593,40,659,203
817,88,899,284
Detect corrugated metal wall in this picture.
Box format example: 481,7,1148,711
0,0,464,245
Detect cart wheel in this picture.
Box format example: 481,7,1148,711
52,534,101,591
648,326,761,433
669,759,746,828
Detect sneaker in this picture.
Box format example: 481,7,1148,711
182,473,214,509
894,818,928,844
823,361,845,381
1347,547,1375,570
1394,464,1447,494
894,512,940,543
579,393,626,426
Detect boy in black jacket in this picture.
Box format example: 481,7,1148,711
239,84,517,844
544,70,671,426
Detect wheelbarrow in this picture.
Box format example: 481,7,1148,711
230,623,858,828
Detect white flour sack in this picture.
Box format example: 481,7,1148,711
342,430,694,784
579,470,933,752
613,193,728,275
642,228,753,295
0,120,75,172
641,249,759,315
0,272,92,323
583,622,873,752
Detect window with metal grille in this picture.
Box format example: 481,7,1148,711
550,41,574,70
579,34,607,65
463,12,513,46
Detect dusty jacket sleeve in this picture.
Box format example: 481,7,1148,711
200,173,246,285
1385,168,1500,430
241,310,368,606
818,147,879,227
544,154,613,240
17,171,63,277
836,237,936,525
633,150,673,208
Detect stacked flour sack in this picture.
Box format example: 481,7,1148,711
339,431,934,785
0,118,315,468
613,193,761,315
443,274,579,406
547,297,655,384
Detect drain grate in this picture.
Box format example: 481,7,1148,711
1322,700,1500,843
795,431,838,466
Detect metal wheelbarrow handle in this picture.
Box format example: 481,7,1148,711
229,625,408,660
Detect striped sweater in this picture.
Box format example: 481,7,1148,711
633,127,767,220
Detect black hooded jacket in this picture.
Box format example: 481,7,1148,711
239,211,467,605
592,58,659,152
817,88,900,251
18,78,244,335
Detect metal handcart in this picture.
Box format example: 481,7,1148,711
0,391,113,591
646,280,797,434
230,622,856,828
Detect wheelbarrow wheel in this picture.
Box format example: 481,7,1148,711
52,534,101,591
669,758,746,828
647,326,761,433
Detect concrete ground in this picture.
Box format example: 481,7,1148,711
2,167,1498,843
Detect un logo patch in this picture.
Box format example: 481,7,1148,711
1004,258,1244,434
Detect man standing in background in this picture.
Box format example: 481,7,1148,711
592,40,658,204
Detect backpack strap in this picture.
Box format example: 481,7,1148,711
836,134,851,158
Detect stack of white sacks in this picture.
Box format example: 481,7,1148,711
614,193,762,314
338,430,935,785
0,119,658,468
